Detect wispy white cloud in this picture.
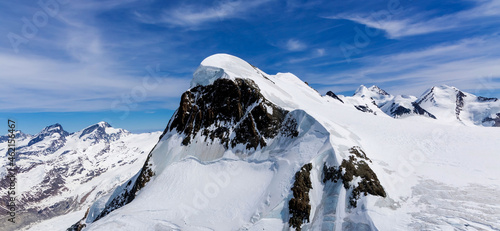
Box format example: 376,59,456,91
286,48,326,63
310,36,500,96
0,52,190,112
0,0,198,112
0,1,191,112
328,0,500,38
157,0,272,28
316,48,326,56
285,39,307,51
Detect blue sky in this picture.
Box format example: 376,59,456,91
1,0,500,134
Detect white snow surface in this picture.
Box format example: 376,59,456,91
85,54,500,231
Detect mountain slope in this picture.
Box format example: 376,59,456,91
341,85,436,119
416,85,500,126
79,54,500,231
0,123,160,231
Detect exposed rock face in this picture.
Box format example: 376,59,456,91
289,163,313,231
411,102,437,119
85,78,298,228
389,102,436,119
483,113,500,127
79,122,121,143
477,96,498,102
323,147,386,208
326,91,344,103
24,123,69,156
28,124,69,146
369,85,391,96
417,87,437,105
455,91,467,120
165,78,288,150
354,105,376,115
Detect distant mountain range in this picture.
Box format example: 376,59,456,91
0,122,160,231
337,84,500,126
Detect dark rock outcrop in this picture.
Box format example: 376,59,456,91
477,96,498,102
389,102,436,119
164,78,289,150
354,105,376,115
289,163,313,231
84,78,300,228
326,91,344,103
323,147,386,208
483,113,500,127
455,91,467,120
411,102,437,119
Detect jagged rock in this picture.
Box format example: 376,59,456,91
455,91,467,120
323,147,386,208
326,91,344,103
164,78,289,150
354,105,376,115
289,163,313,231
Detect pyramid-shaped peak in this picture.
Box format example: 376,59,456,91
354,85,391,97
45,123,63,130
28,123,69,146
368,85,390,96
39,123,68,135
354,85,369,96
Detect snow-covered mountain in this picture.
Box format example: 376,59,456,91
416,85,500,126
71,54,500,231
336,85,388,116
0,122,160,231
342,84,499,125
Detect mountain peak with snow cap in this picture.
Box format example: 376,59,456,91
353,85,394,108
28,123,69,146
353,85,369,96
368,85,390,96
191,54,263,88
97,121,111,127
415,85,500,125
41,123,66,134
79,121,127,142
354,85,390,97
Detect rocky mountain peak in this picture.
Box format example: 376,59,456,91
28,123,69,146
354,85,390,97
368,85,390,96
79,121,125,142
166,78,294,150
